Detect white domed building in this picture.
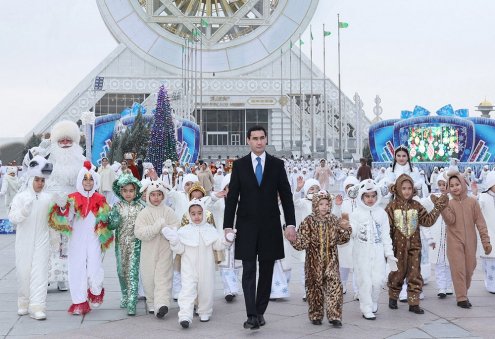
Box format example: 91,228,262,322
28,0,370,160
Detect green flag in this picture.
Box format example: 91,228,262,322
192,28,200,37
324,30,332,37
201,18,209,27
310,31,314,40
338,22,349,28
299,39,304,45
290,41,293,48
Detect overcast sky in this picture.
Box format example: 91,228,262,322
1,0,494,138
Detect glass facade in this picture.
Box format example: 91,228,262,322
94,93,150,116
198,109,269,146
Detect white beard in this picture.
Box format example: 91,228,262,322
46,143,85,194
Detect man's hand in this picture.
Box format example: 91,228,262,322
430,242,436,250
334,194,343,206
296,176,304,191
284,226,297,242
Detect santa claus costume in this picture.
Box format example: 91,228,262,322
48,161,114,315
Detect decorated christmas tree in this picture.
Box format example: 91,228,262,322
146,85,177,175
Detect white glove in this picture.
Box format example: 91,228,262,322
226,232,236,242
54,192,68,208
387,256,398,272
161,227,179,245
21,199,34,217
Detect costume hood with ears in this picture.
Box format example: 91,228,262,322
188,198,208,226
446,171,469,199
343,176,359,198
390,173,417,201
25,150,53,179
112,174,142,202
303,179,321,199
436,172,448,187
356,179,382,210
311,190,332,219
145,179,168,206
50,120,81,145
483,171,495,193
221,173,231,191
6,166,18,176
182,173,199,192
76,160,100,197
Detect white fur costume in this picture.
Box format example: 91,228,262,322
479,171,495,293
135,180,180,314
9,154,53,318
350,179,394,318
168,199,227,324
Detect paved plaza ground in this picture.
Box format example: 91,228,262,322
1,231,494,339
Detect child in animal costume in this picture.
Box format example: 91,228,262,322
333,176,359,298
386,174,448,314
290,190,352,327
479,171,495,293
441,171,492,307
9,152,53,320
1,166,21,210
134,179,180,318
349,179,396,320
174,183,219,299
210,174,243,302
163,199,233,328
293,177,321,301
48,161,114,315
108,174,145,315
425,174,453,298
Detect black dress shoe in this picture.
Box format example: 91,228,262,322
329,319,342,327
388,298,398,309
180,320,190,328
243,316,260,330
257,315,266,326
457,300,471,309
311,319,322,325
225,294,234,302
409,305,424,314
437,293,446,299
156,306,168,318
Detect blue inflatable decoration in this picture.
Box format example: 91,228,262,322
91,102,200,165
369,104,494,172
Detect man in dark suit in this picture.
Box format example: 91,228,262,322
224,126,296,330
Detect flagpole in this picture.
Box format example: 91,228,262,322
323,24,328,158
289,41,293,150
310,25,315,154
200,32,204,157
280,48,284,150
338,13,343,162
299,33,303,157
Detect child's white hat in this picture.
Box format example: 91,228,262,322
76,160,100,197
188,198,207,226
303,179,320,196
483,171,495,193
146,179,168,206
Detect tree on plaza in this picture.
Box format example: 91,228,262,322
145,84,177,175
23,133,42,153
108,112,150,163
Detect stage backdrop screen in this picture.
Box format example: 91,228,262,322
407,125,459,162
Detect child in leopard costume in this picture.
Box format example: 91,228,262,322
290,190,351,327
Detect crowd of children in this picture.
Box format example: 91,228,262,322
7,146,495,330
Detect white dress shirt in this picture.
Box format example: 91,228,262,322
250,152,266,174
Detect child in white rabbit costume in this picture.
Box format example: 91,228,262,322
134,179,180,318
349,179,397,320
9,152,53,320
163,199,233,328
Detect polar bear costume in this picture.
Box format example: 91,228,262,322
350,179,395,319
9,153,53,320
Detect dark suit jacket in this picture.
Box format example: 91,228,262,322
223,153,296,261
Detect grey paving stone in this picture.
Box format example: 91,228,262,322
388,328,432,339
